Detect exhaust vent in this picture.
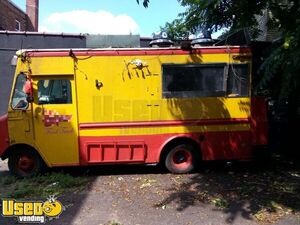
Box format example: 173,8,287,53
191,30,213,47
149,31,174,47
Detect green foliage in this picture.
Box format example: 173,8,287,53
162,19,190,40
162,0,268,39
258,1,300,99
211,197,229,209
136,0,149,8
0,173,89,199
0,175,17,185
104,220,124,225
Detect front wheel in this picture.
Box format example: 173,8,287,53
165,144,200,174
8,148,44,178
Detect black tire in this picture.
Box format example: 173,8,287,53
165,143,199,174
8,147,44,178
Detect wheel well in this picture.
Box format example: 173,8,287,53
1,144,40,160
159,137,202,164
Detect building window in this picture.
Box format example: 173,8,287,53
162,64,227,98
15,20,21,31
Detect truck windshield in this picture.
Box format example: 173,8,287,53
11,73,28,110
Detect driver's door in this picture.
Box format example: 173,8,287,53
32,75,79,166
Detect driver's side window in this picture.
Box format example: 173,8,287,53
11,73,28,110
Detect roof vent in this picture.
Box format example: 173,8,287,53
149,31,174,47
191,30,213,47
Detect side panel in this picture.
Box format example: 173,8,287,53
74,51,252,164
79,120,252,164
79,130,252,164
80,140,147,164
75,53,243,123
200,131,251,160
250,96,268,145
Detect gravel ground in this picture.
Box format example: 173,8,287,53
0,159,299,225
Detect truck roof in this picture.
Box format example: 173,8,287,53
17,46,251,57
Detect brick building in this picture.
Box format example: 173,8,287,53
0,0,38,31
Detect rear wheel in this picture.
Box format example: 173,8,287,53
165,143,199,174
8,148,44,177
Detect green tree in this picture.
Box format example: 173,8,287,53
136,0,149,8
163,1,268,38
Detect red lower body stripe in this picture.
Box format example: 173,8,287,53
79,131,252,165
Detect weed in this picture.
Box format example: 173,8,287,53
211,197,229,209
7,183,33,199
0,172,89,199
0,175,17,185
104,220,124,225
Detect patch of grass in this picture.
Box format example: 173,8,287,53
0,172,89,200
211,197,229,209
103,220,123,225
0,175,17,185
7,183,33,199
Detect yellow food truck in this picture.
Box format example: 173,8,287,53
0,44,268,177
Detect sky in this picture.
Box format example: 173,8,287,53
11,0,184,37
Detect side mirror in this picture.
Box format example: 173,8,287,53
10,55,18,66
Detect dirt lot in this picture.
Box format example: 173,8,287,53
0,156,300,225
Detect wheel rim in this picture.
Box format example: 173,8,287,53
16,153,35,173
171,148,192,170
